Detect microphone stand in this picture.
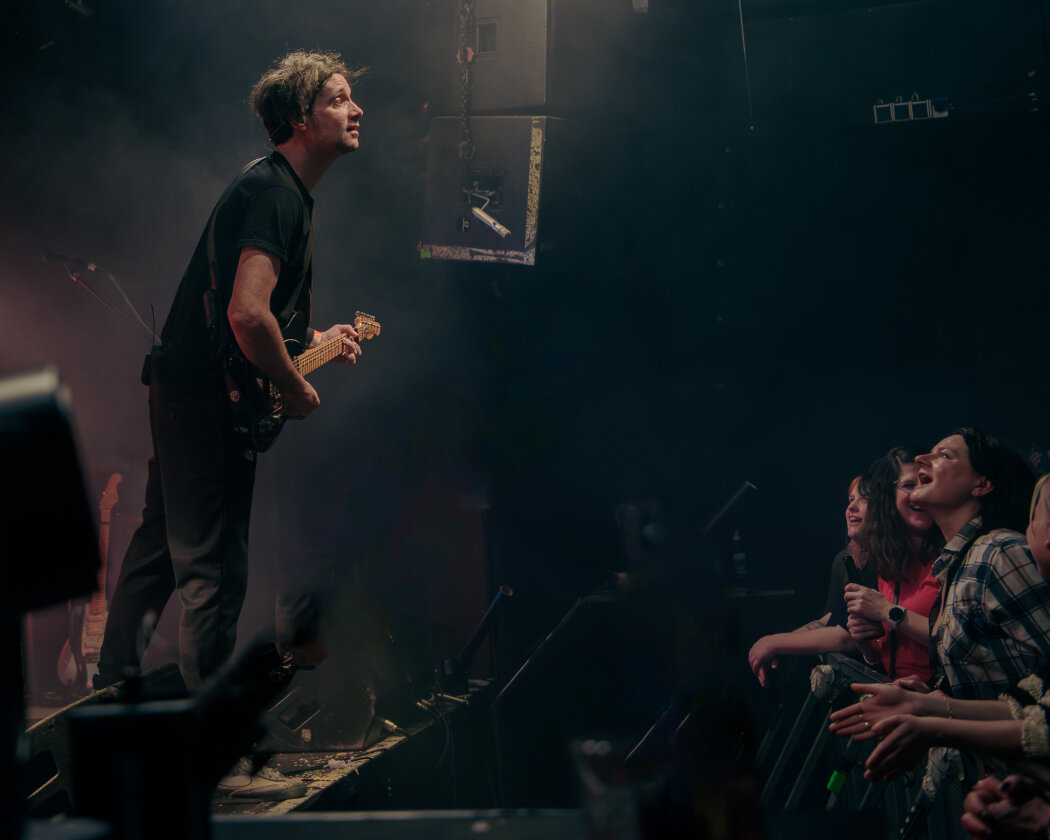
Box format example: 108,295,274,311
439,585,514,695
45,249,157,343
702,480,757,536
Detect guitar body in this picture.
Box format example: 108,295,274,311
223,311,381,452
80,607,107,682
223,351,288,452
57,604,88,690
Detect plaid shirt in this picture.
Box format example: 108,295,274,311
932,517,1050,700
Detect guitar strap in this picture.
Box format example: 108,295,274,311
202,162,259,359
203,196,228,359
202,155,313,359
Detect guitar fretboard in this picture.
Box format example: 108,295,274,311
293,337,346,377
86,509,112,617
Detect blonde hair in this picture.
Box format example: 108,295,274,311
1031,474,1050,521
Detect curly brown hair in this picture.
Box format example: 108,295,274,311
249,50,366,145
860,446,943,583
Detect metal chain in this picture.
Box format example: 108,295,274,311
456,0,476,162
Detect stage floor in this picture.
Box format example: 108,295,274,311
24,676,501,820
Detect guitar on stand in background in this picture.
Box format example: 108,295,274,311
57,472,121,697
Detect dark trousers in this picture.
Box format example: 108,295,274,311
96,366,257,691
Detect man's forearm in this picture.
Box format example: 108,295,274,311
230,309,303,391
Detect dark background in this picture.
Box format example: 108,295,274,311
5,0,1049,761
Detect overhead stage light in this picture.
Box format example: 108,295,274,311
873,95,949,125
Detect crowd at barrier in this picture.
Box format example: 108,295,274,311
748,429,1050,839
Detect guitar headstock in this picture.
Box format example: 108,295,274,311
354,311,381,341
100,472,122,514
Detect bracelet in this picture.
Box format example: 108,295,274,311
944,695,953,719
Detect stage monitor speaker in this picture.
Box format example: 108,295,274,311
419,116,628,266
4,368,98,840
24,665,186,820
0,368,98,612
423,0,642,119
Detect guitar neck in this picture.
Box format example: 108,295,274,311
87,510,111,616
293,336,345,378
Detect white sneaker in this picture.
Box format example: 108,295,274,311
215,756,307,801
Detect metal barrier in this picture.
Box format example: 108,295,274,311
757,652,968,840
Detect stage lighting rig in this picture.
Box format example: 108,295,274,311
873,94,949,124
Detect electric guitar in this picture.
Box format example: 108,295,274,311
57,472,121,693
223,310,381,452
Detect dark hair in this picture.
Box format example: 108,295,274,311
249,50,366,145
860,446,942,582
956,427,1035,534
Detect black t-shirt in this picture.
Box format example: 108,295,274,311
824,547,878,628
154,152,314,393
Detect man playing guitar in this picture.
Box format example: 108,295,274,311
96,51,366,752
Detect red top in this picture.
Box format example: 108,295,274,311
875,562,941,682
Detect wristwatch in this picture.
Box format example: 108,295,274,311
887,605,906,630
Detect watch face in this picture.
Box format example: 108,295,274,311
889,606,905,622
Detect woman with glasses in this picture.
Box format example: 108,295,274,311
842,447,944,682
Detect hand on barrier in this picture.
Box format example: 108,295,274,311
861,714,933,782
748,636,779,688
893,674,932,693
828,682,928,739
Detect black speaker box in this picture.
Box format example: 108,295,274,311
24,665,186,820
1,369,98,612
422,0,642,119
420,115,630,267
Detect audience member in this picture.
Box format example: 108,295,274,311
747,476,873,687
917,428,1043,700
827,440,1050,839
843,447,942,682
829,474,1050,786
